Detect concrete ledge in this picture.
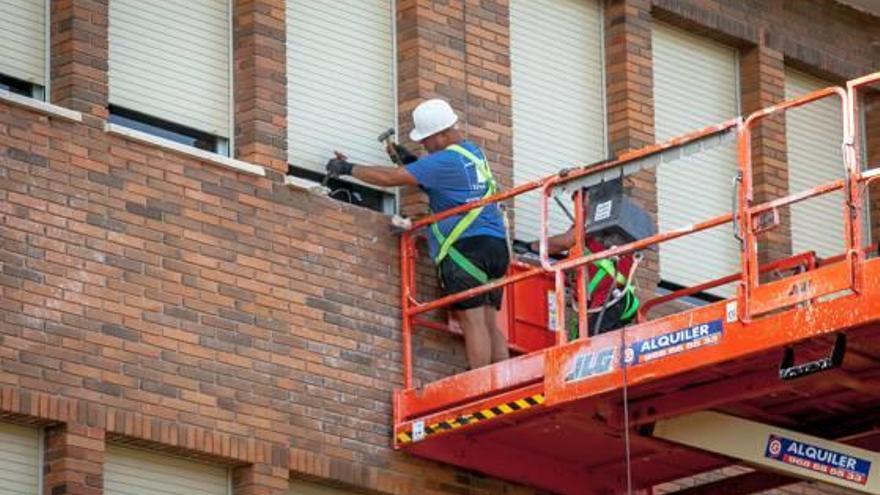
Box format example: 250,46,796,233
0,89,82,122
104,123,266,177
284,175,329,194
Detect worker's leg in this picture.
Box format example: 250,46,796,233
439,236,511,369
454,307,492,369
484,305,509,363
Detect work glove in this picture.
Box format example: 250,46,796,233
325,158,354,178
393,143,419,165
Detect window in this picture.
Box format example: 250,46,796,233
288,165,396,214
0,73,43,99
0,422,41,494
108,0,232,155
109,106,227,154
510,0,607,241
289,478,360,494
652,23,740,297
285,0,397,213
0,0,48,101
785,69,846,259
105,445,230,495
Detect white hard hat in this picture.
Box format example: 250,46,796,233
409,99,459,142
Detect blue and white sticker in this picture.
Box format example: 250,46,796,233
625,320,723,364
765,435,871,485
565,347,616,383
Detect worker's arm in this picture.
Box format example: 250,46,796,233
326,152,418,187
529,227,576,256
352,165,418,187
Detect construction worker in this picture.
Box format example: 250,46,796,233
522,195,639,339
325,99,510,370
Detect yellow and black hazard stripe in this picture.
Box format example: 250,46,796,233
396,394,545,444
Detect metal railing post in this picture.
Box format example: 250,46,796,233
736,119,755,322
400,232,413,389
555,270,567,346
573,189,588,340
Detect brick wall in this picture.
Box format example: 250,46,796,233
0,98,529,494
0,1,878,495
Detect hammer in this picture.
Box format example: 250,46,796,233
378,127,403,166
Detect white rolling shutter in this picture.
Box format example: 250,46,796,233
286,0,395,174
510,0,606,240
109,0,231,137
289,479,355,494
0,0,46,85
105,446,229,495
653,23,740,294
0,423,40,495
785,69,846,259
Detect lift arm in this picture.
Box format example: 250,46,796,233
652,411,879,493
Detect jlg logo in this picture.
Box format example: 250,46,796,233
565,348,615,383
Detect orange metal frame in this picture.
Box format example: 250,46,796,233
393,72,880,465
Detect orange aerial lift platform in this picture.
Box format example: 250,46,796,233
392,73,880,494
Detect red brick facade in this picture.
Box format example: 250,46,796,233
0,1,878,494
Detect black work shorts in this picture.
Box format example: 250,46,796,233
438,236,509,310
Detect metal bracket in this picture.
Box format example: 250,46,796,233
779,333,847,381
753,208,780,234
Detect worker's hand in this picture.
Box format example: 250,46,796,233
393,143,419,164
326,156,354,178
512,240,537,255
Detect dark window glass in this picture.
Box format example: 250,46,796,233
0,73,37,97
288,165,394,213
109,106,220,153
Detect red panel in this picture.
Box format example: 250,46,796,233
502,262,557,353
395,350,546,421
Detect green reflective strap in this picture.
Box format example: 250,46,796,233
449,246,489,284
583,247,630,294
621,290,639,321
432,145,497,267
435,204,484,264
579,247,640,321
431,222,489,283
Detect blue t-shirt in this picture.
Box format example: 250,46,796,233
405,141,507,259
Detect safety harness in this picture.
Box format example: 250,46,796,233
430,144,498,284
584,247,639,321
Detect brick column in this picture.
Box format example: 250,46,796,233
232,464,289,495
604,0,659,304
43,424,105,495
50,0,109,121
462,0,514,191
396,0,514,216
233,0,288,174
740,39,790,265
